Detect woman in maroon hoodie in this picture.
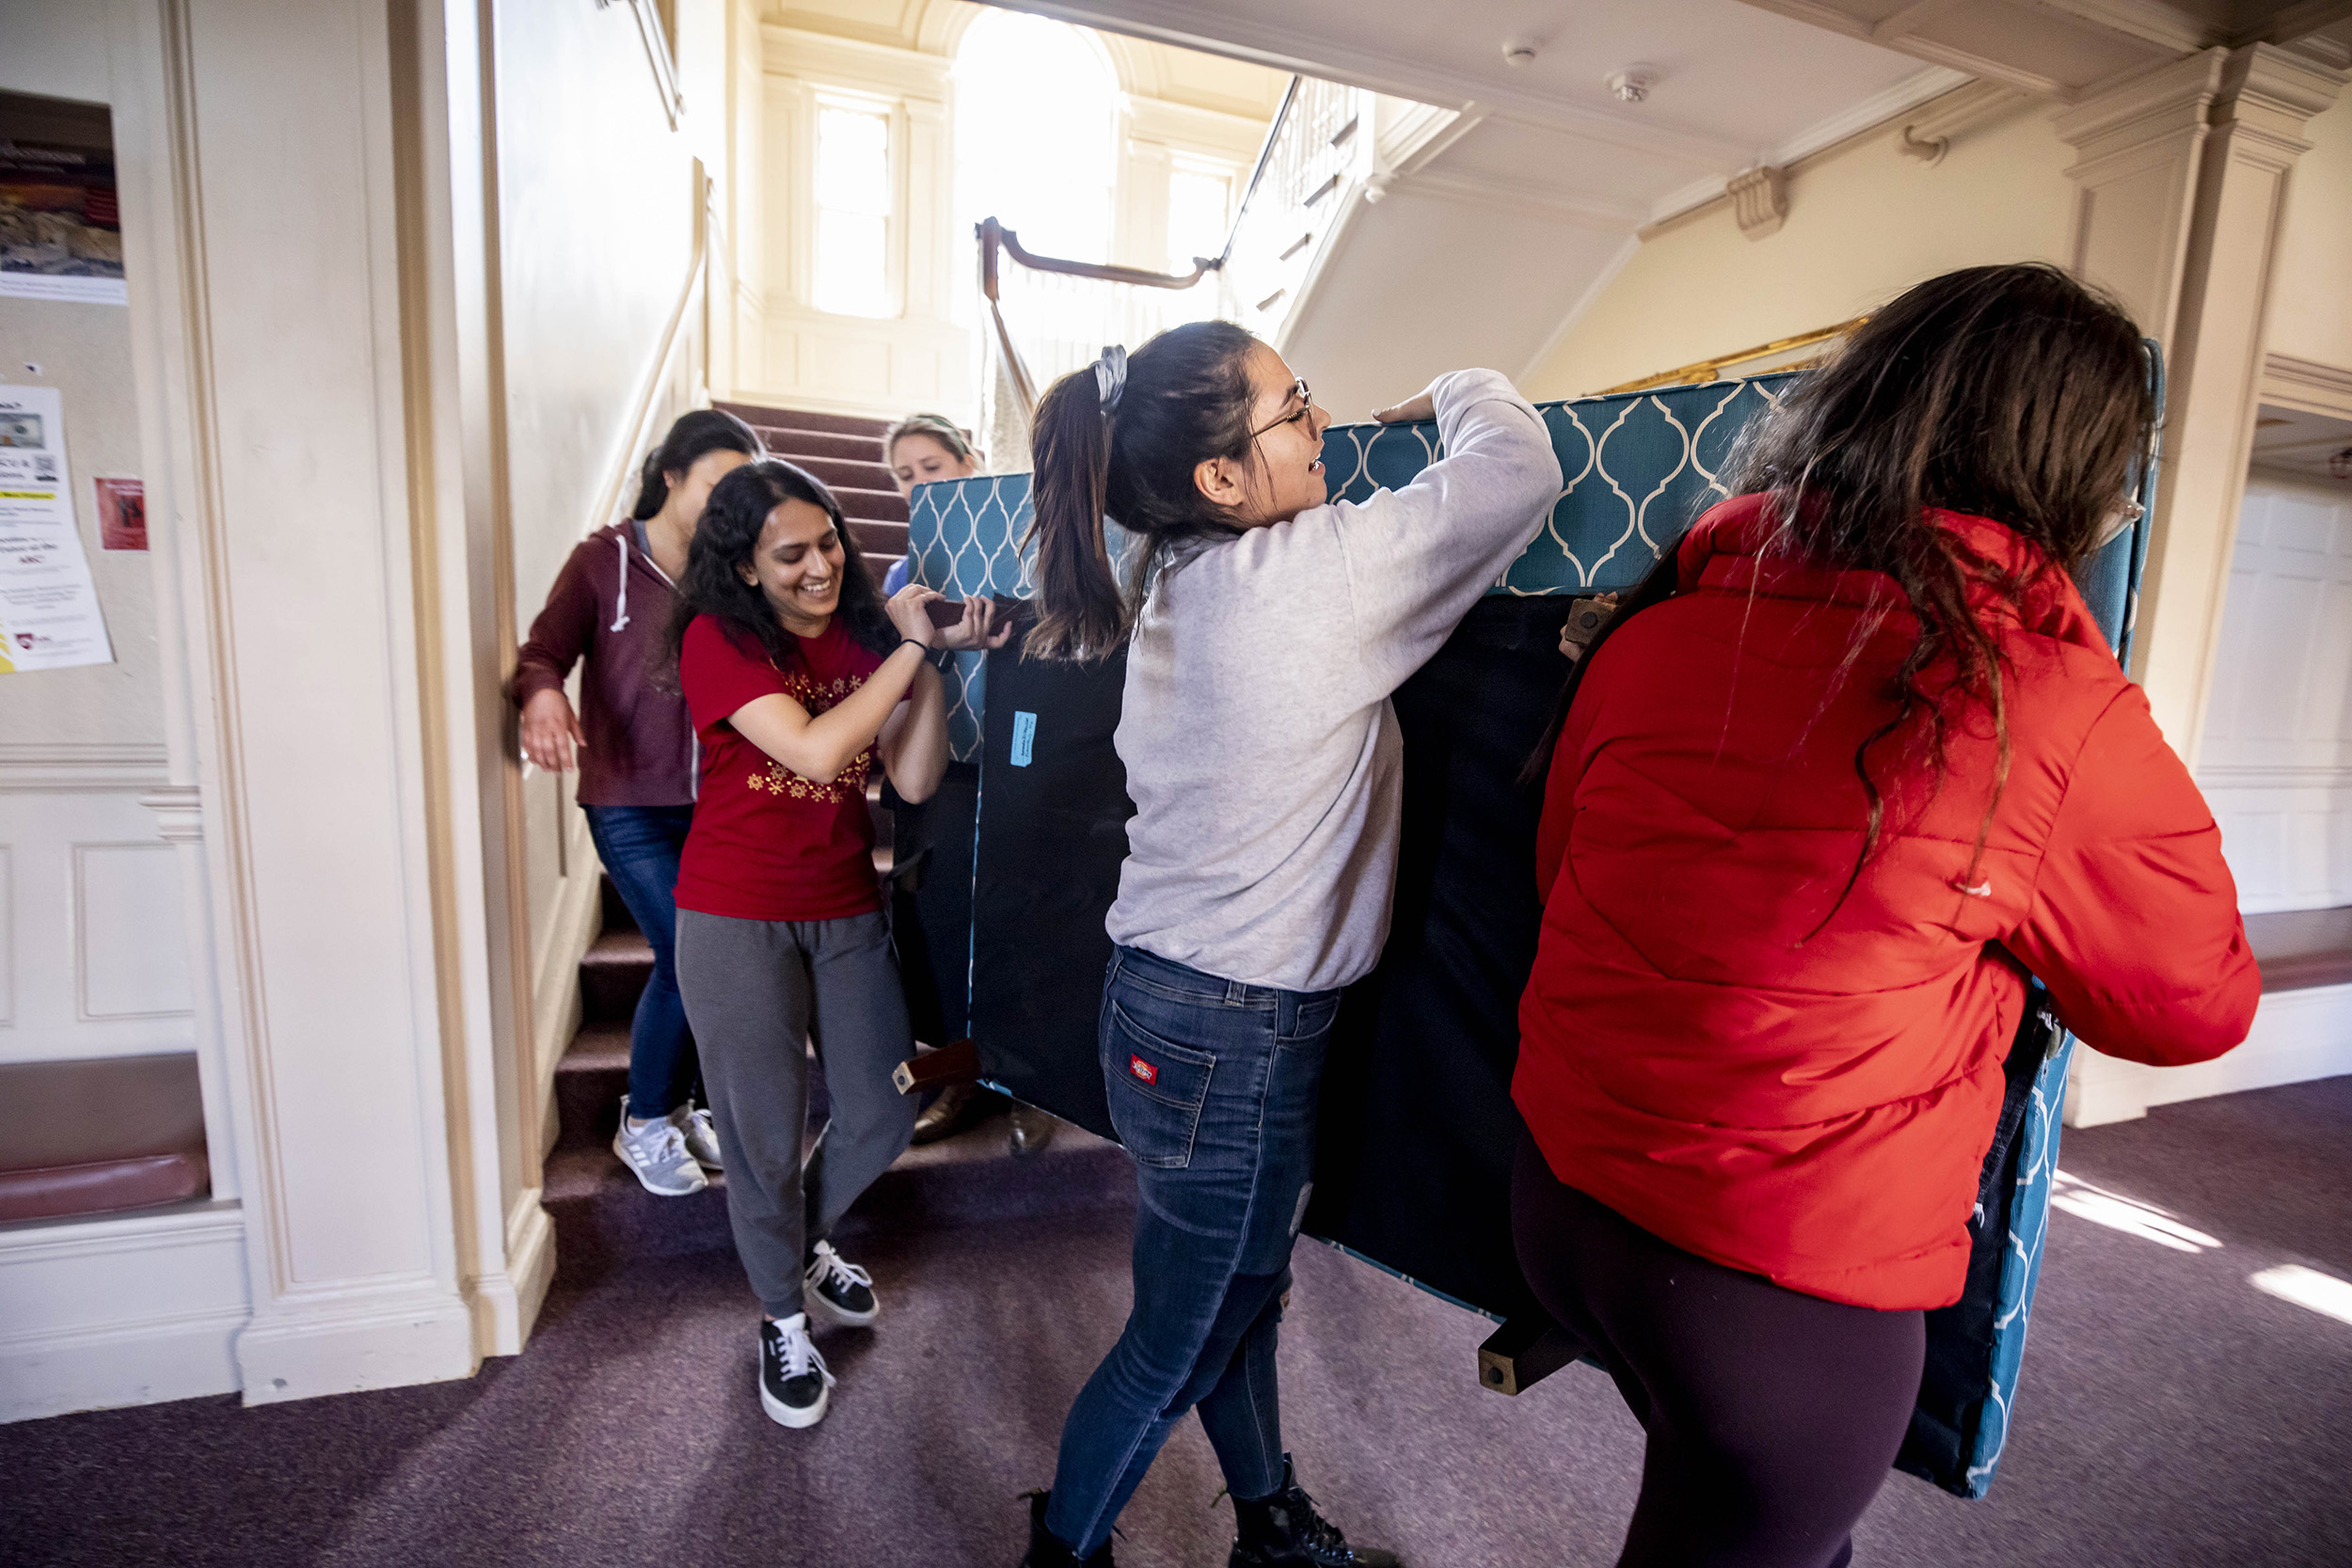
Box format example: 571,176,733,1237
514,409,762,1197
1514,265,2258,1567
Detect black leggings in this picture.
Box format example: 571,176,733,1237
1511,1137,1924,1568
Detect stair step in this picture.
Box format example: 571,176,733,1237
580,928,653,1024
833,486,910,524
555,1022,838,1152
752,427,884,464
849,520,910,556
598,875,637,936
778,455,897,492
864,553,899,581
716,402,892,439
543,1115,1134,1278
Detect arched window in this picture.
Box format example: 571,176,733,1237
952,11,1119,267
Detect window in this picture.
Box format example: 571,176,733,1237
953,11,1118,271
1167,165,1232,274
813,102,892,318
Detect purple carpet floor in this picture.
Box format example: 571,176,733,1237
6,1077,2350,1567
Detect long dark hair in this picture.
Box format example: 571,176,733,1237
1025,321,1262,659
632,408,763,520
664,459,893,677
1530,262,2153,917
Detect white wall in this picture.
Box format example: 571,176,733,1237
2198,469,2352,914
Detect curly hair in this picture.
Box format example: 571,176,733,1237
663,459,894,679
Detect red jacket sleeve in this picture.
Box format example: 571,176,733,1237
512,540,602,705
2003,683,2261,1066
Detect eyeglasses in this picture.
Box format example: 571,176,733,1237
1248,378,1314,438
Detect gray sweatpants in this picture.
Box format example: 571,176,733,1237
675,906,919,1319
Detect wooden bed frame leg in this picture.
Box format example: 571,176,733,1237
891,1037,982,1096
1478,1313,1584,1396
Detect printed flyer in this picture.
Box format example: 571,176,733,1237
0,384,115,673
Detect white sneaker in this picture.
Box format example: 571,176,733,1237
612,1096,708,1196
759,1312,834,1429
803,1240,879,1327
673,1101,723,1170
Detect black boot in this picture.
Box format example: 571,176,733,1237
1229,1457,1400,1568
1020,1490,1114,1568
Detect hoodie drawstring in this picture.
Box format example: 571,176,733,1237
611,531,632,632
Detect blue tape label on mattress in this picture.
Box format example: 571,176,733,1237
1009,710,1037,767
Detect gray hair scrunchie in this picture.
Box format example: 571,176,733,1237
1093,344,1128,414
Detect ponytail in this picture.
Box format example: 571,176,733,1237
632,407,764,521
1024,321,1261,661
1027,371,1126,660
632,451,673,521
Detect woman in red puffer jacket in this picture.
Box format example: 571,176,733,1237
1512,263,2259,1568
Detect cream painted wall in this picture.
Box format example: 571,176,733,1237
0,301,163,753
1524,101,2076,399
2270,93,2352,375
496,0,736,1107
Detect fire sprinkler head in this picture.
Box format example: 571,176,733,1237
1606,66,1659,103
1502,39,1540,66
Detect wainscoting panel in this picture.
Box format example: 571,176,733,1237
2197,470,2352,914
0,749,192,1064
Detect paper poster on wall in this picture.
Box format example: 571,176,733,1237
95,477,145,549
0,385,115,673
0,141,127,306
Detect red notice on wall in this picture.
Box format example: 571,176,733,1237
94,477,145,550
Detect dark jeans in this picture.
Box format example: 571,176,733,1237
581,803,697,1120
1044,945,1339,1557
1511,1136,1924,1568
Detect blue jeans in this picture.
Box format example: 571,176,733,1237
582,803,698,1120
1044,945,1340,1556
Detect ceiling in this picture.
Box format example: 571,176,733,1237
990,0,2351,409
2252,404,2352,482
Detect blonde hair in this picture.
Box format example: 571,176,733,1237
883,413,975,466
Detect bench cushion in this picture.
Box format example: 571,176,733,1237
0,1053,210,1223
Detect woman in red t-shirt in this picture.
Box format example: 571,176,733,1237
666,458,1008,1432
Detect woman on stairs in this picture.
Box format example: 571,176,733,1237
514,408,760,1200
1512,264,2260,1568
875,411,1056,1158
1014,323,1561,1567
666,457,1009,1431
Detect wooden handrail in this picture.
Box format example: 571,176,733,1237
977,216,1218,293
1595,315,1867,396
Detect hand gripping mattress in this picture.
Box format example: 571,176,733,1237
898,357,2159,1500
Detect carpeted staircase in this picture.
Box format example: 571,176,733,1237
540,873,1132,1283
713,402,909,583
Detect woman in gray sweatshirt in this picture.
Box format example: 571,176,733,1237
1015,321,1562,1568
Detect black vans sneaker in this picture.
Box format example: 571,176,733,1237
804,1240,879,1327
758,1313,833,1429
1230,1456,1400,1567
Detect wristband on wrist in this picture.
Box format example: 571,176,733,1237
894,637,930,658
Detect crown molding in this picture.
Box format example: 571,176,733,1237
2263,353,2352,420
1647,62,1969,225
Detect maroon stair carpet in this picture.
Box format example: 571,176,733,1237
714,401,908,584
5,1076,2350,1566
